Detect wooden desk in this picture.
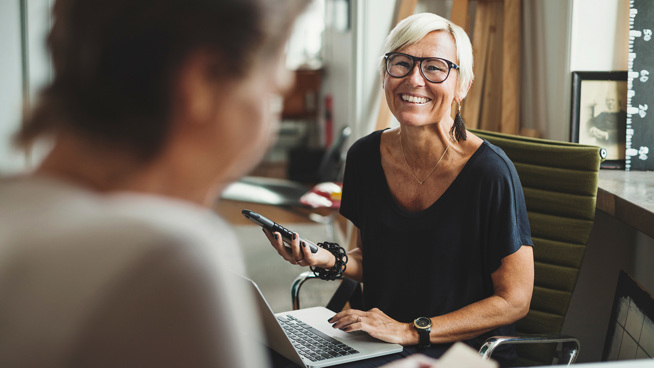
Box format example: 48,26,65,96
596,170,654,238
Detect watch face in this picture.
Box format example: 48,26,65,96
414,317,431,329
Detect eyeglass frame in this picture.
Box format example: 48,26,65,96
384,52,459,84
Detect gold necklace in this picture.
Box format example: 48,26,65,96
400,135,451,185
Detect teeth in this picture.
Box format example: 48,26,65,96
401,95,429,104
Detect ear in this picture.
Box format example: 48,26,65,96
175,51,218,126
455,80,473,102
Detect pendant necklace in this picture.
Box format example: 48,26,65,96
400,135,451,185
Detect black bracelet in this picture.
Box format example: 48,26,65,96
310,241,348,280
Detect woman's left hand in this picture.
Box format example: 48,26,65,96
328,308,416,345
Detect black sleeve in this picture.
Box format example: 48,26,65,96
481,149,533,273
339,138,365,229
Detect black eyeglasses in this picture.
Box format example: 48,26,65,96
384,52,459,83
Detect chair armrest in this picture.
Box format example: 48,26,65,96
291,271,320,310
291,272,363,312
479,334,580,365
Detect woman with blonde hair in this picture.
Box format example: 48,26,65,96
266,13,534,367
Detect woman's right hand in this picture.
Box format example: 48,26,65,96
262,229,336,269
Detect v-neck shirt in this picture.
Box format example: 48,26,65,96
339,129,532,358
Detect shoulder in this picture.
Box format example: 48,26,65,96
470,140,520,184
6,183,241,280
346,129,384,157
480,140,515,169
104,194,243,272
91,198,243,314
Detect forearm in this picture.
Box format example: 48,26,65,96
427,246,533,344
342,247,363,282
327,294,527,347
342,229,364,282
329,244,533,348
427,294,529,344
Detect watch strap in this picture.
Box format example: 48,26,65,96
414,317,431,349
418,327,430,348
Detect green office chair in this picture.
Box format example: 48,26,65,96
472,129,604,366
291,129,605,366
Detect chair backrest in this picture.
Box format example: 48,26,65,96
472,129,603,366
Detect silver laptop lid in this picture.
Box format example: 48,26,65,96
241,276,403,368
241,276,306,366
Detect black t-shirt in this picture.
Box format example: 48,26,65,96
339,130,533,361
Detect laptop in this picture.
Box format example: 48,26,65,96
241,276,403,367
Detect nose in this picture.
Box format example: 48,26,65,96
405,62,426,86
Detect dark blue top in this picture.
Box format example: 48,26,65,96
339,130,533,363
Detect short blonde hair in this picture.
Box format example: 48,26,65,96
380,13,473,100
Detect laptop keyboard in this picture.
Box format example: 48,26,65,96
277,315,360,362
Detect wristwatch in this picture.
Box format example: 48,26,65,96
413,317,432,349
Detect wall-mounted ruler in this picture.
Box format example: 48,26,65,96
627,0,654,171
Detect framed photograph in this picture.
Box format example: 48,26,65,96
571,71,628,169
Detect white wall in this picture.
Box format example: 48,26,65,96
321,0,355,145
0,1,28,174
351,0,396,139
0,0,52,174
570,0,630,72
26,1,53,105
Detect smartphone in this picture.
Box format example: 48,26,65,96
242,209,319,253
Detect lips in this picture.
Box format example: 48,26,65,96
401,94,431,104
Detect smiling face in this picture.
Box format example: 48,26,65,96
383,31,460,127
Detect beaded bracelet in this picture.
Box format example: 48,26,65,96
310,241,348,280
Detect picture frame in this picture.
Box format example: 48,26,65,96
571,71,628,169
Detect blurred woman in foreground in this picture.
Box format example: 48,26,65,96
0,0,306,366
